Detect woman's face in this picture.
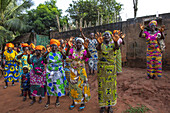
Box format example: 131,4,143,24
51,44,58,52
35,50,41,56
90,33,94,39
103,32,111,42
23,68,28,73
8,47,12,52
150,25,155,32
76,40,82,50
23,47,29,52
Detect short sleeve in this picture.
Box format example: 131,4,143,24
68,48,74,59
117,38,123,46
143,31,149,39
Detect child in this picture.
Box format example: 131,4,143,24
21,66,32,101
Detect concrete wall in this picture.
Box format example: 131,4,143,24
50,13,170,70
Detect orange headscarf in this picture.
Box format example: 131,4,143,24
21,43,29,47
50,39,60,46
35,45,45,51
6,43,14,48
29,43,35,49
113,30,120,36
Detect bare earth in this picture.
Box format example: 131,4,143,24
0,67,169,113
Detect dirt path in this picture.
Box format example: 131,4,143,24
0,67,169,113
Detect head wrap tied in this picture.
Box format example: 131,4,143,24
35,45,45,51
6,43,14,48
75,37,84,43
21,43,29,47
29,43,35,49
149,20,157,27
50,39,60,46
113,30,120,35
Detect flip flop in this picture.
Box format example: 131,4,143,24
55,102,60,107
45,103,50,109
78,105,85,111
3,86,7,89
69,104,75,110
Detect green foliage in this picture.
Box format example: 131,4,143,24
123,104,151,113
0,0,33,45
66,0,122,26
25,0,69,35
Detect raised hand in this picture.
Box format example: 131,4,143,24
139,24,145,31
159,25,165,32
95,32,103,44
26,50,31,55
80,27,82,32
47,47,51,53
83,39,89,49
121,34,126,39
68,37,74,47
23,51,27,55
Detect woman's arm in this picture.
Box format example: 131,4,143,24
85,48,91,58
27,54,31,64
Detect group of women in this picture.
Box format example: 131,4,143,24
2,20,165,113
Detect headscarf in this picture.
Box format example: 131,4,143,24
29,43,35,49
50,39,60,46
113,30,120,35
21,43,29,47
102,30,113,37
6,43,14,48
35,45,45,51
75,37,84,43
149,20,157,27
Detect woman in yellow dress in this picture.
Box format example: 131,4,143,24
3,43,18,89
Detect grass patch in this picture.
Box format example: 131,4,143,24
123,104,151,113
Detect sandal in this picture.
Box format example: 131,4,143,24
100,107,106,113
23,97,26,101
55,102,60,107
69,104,75,110
30,100,36,106
3,86,8,89
45,103,50,109
78,105,85,111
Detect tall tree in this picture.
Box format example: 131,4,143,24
133,0,138,18
66,0,122,26
0,0,33,45
24,0,68,35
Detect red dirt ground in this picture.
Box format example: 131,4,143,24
0,67,169,113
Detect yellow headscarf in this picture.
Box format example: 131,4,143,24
29,43,35,49
21,43,29,47
6,43,14,48
50,39,60,46
35,45,45,51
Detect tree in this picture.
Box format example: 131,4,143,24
66,0,122,26
133,0,138,18
24,0,68,35
0,0,33,45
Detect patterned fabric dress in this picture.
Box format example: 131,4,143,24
30,56,46,97
97,41,117,107
116,48,122,73
88,38,98,71
3,50,19,82
68,48,91,104
15,53,32,90
46,52,67,96
21,73,30,91
143,31,162,77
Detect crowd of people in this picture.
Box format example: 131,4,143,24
0,20,165,113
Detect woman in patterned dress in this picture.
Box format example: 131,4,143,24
45,39,67,108
95,31,120,113
27,45,46,105
139,20,165,79
15,43,33,96
66,37,91,111
3,43,18,89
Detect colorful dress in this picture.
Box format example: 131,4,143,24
29,56,46,97
15,53,32,89
68,48,91,104
97,41,117,107
21,73,30,91
143,31,162,77
88,38,98,71
3,50,19,82
46,52,67,96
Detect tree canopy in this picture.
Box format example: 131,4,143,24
66,0,122,26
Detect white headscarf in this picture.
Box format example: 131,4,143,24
76,37,84,43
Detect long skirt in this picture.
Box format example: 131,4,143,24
4,61,19,82
147,49,162,77
88,50,98,71
69,67,91,104
116,48,122,73
46,67,67,97
30,69,46,97
97,61,117,107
